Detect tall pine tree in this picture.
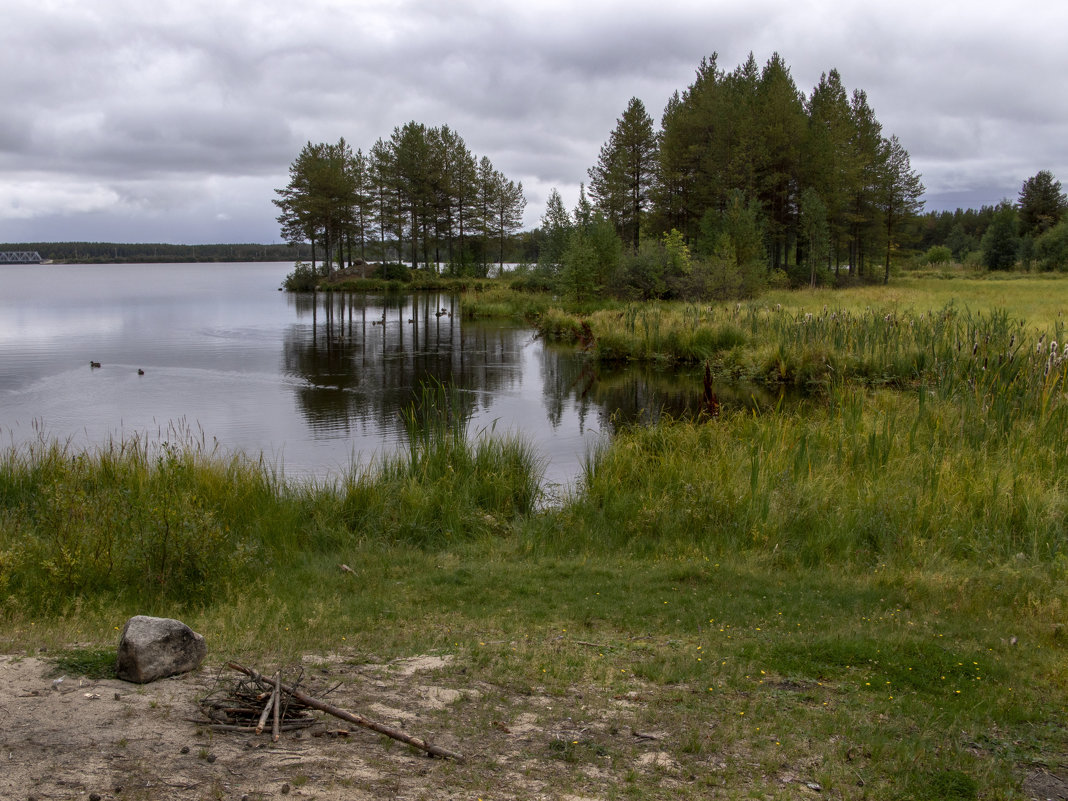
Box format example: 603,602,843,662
589,97,658,250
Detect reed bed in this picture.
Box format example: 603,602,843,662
545,388,1068,572
537,300,1068,404
0,384,543,611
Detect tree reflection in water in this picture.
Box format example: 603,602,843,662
282,291,788,473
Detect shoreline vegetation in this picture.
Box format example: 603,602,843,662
5,276,1068,797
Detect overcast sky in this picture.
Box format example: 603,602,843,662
2,0,1065,245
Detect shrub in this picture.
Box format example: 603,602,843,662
1034,219,1068,271
925,245,953,265
281,261,318,291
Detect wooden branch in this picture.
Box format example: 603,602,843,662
573,640,614,649
186,720,315,733
255,689,276,735
272,671,281,743
227,662,463,761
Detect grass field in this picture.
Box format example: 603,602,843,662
4,274,1068,798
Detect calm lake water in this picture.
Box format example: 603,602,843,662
0,262,766,488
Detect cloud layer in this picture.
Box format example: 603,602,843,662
2,0,1065,243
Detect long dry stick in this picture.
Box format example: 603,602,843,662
272,671,281,743
255,689,276,735
227,662,463,761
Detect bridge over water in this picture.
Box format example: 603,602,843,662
0,251,43,263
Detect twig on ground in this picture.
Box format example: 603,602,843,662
227,661,464,761
255,688,276,735
272,671,281,743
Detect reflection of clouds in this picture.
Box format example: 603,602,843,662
0,310,124,342
1,263,750,486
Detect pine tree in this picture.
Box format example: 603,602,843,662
804,70,854,271
753,54,805,271
589,97,658,250
489,173,526,273
1018,170,1067,238
539,188,572,275
847,89,884,278
878,135,925,283
273,138,358,276
982,202,1020,270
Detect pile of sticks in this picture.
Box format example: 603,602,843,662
197,667,316,741
192,662,463,761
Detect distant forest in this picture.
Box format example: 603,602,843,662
0,242,314,264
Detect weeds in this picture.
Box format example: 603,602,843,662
47,646,116,679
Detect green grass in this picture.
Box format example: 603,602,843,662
463,277,1068,385
47,646,117,679
765,273,1068,332
5,278,1068,797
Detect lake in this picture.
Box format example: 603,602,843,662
0,262,764,488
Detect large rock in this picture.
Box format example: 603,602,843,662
116,615,207,683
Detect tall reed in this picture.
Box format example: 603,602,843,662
339,380,544,548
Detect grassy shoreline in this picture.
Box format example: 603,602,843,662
5,276,1068,797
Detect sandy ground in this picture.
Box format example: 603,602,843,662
3,653,1066,800
0,652,665,801
0,653,502,801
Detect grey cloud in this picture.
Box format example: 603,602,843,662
2,0,1066,241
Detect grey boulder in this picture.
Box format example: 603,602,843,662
116,615,207,683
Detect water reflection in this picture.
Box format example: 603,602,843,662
0,261,784,487
570,362,787,430
282,292,528,442
282,291,785,468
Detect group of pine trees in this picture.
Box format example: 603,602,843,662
274,123,526,277
536,52,925,299
277,52,1068,298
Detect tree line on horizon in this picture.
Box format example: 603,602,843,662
915,170,1068,272
273,124,526,278
0,242,312,264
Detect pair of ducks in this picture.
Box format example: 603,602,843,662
90,361,144,375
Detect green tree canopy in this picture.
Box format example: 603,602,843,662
878,134,925,283
538,188,573,275
278,123,525,273
273,138,358,276
635,53,921,282
982,202,1020,270
1018,170,1067,239
588,97,658,251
